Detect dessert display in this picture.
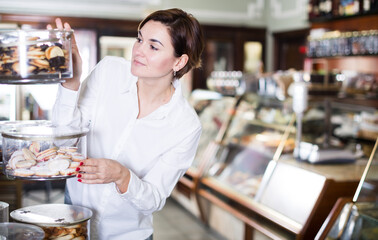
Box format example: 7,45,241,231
2,125,88,180
41,222,88,240
239,131,296,153
6,145,83,178
358,111,378,140
0,29,73,84
215,145,270,198
11,204,92,240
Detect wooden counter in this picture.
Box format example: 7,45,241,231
280,158,371,182
197,158,367,240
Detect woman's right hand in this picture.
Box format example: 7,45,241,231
47,18,82,91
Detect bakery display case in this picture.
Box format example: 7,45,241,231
194,89,375,240
196,92,300,239
202,92,295,199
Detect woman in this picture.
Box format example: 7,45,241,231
51,8,204,240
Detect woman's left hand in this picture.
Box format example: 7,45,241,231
77,158,131,193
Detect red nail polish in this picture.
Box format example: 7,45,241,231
76,167,80,171
77,174,82,178
78,179,82,182
79,162,84,166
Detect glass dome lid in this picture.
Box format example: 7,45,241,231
11,204,93,227
1,125,89,141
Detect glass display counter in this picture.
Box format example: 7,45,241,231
189,90,237,171
173,90,237,213
202,93,295,198
195,92,375,240
316,138,378,240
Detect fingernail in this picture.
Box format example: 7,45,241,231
77,174,82,178
78,179,82,182
75,167,80,171
79,162,84,166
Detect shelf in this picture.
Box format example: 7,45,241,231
309,10,378,23
310,14,378,31
247,119,296,133
305,56,378,74
307,96,378,110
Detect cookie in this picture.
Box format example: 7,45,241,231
8,155,26,169
45,46,64,60
60,168,77,176
35,169,59,177
48,159,70,172
56,154,72,160
36,147,58,161
71,154,85,162
69,161,80,169
14,169,35,177
15,160,36,169
22,148,37,161
31,59,49,68
30,161,48,170
29,141,41,155
10,150,24,158
59,146,78,153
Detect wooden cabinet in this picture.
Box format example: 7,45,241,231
198,158,363,239
192,25,266,90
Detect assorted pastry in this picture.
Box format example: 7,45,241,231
5,141,84,178
240,131,295,153
0,36,69,77
41,222,88,240
221,171,262,198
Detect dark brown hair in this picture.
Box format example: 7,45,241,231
138,8,204,79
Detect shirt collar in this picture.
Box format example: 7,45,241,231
120,74,138,94
142,80,182,121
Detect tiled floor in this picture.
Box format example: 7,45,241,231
21,184,225,240
153,198,226,240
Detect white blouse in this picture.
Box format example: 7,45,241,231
52,56,201,240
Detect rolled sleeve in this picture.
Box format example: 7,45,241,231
57,84,80,107
52,85,80,126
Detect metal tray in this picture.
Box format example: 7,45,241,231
5,172,77,181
